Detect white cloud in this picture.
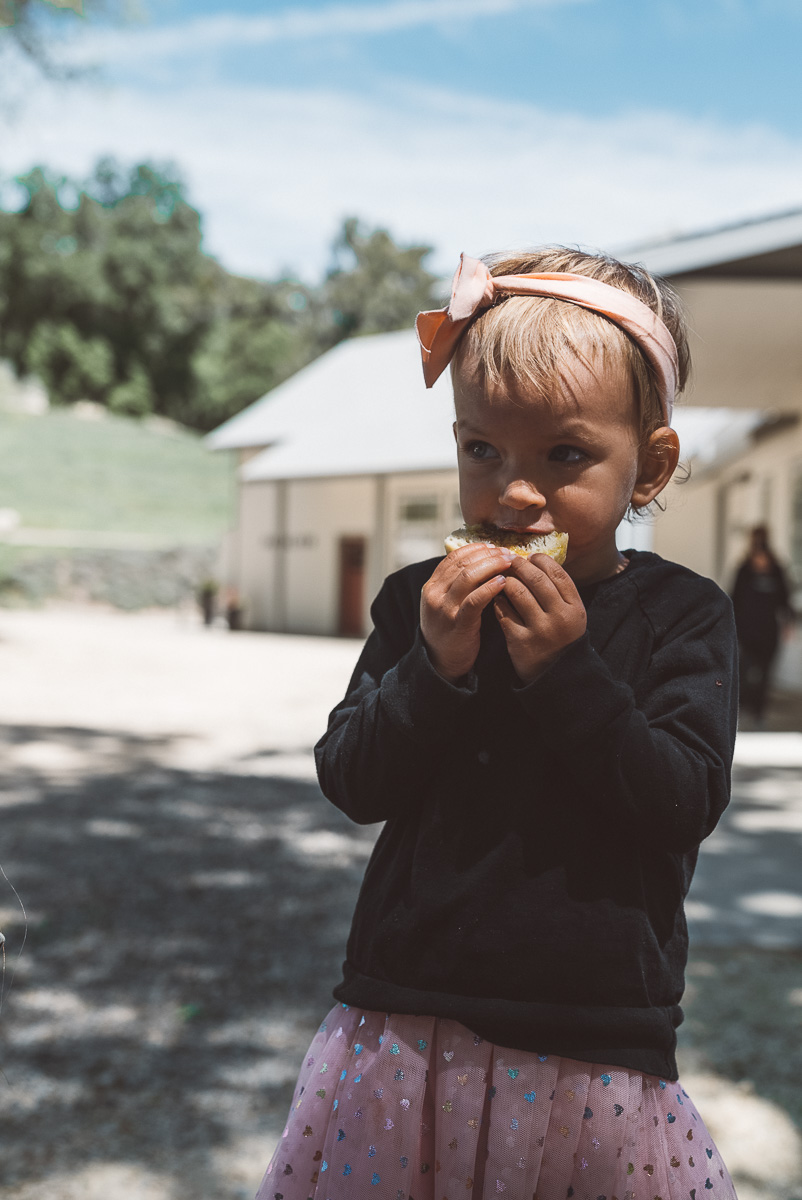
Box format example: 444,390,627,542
60,0,590,65
2,72,801,281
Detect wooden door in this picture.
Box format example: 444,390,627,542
338,536,366,637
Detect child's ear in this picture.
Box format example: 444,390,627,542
630,427,680,509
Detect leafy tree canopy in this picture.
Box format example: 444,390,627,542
0,0,83,31
324,217,441,342
0,159,443,431
1,0,89,79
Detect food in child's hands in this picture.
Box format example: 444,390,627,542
444,524,568,564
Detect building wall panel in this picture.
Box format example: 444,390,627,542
237,480,279,630
285,477,376,636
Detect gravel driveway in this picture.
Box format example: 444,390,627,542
0,606,799,1200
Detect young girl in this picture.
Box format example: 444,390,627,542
256,249,739,1200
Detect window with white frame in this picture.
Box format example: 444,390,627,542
394,494,441,570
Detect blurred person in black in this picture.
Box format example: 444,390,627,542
731,524,794,726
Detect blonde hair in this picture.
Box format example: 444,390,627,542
451,247,690,445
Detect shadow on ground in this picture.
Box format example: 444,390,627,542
0,725,800,1199
0,724,379,1199
687,761,802,948
682,945,802,1123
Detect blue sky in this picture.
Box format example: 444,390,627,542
140,0,802,136
2,0,801,279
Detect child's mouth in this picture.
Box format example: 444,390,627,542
444,525,569,563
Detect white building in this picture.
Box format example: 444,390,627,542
206,331,462,637
207,209,802,682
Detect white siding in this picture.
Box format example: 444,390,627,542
232,470,465,636
651,473,720,582
285,477,376,636
238,480,279,630
384,470,461,573
677,279,802,410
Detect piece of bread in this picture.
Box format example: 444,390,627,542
444,524,568,564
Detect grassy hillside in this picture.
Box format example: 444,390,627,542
0,406,232,542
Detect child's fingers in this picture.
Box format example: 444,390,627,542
433,544,511,585
493,591,526,629
427,545,514,607
507,556,579,612
456,574,508,622
525,554,582,605
501,573,548,622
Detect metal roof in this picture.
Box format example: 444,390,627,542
624,207,802,279
209,329,458,477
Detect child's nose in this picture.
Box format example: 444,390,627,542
499,478,546,509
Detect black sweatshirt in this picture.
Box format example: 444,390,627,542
315,550,738,1080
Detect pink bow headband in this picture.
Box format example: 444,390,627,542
416,254,678,424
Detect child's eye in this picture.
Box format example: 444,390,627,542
464,440,499,461
549,444,587,464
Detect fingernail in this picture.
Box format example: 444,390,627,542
498,548,515,561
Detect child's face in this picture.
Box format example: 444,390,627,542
452,352,644,585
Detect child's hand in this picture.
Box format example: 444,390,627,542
494,554,587,684
421,544,515,682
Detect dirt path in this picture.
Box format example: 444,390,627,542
0,607,799,1200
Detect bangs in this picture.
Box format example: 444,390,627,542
455,295,643,405
449,248,689,443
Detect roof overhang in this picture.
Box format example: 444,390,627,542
625,208,802,279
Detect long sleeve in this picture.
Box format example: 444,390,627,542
515,583,738,853
315,567,477,825
325,553,737,1079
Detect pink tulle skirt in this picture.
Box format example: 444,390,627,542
256,1003,736,1200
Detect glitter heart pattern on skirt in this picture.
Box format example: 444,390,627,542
255,1002,737,1200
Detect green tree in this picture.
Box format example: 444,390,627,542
0,2,116,81
0,0,83,35
0,0,83,22
0,162,444,431
107,362,154,418
24,319,114,402
189,270,323,429
0,160,220,422
322,217,442,343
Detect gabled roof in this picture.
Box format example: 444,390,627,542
207,330,457,476
625,207,802,279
